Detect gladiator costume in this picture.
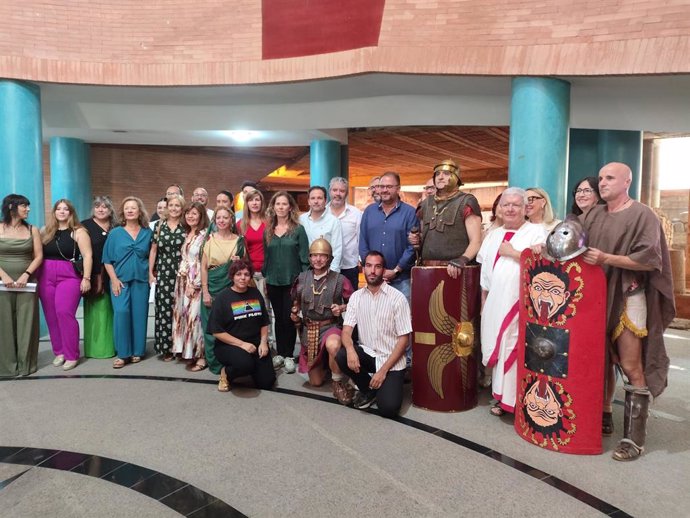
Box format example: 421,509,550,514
292,269,352,373
418,160,481,266
582,201,675,460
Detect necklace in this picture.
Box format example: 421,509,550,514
611,198,632,213
311,274,328,296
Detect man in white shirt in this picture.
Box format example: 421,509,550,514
336,251,412,417
299,186,343,272
326,177,362,290
192,187,215,221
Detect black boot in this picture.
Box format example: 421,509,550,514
612,385,651,461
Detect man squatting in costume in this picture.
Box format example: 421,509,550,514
410,159,482,276
291,238,355,405
581,162,675,461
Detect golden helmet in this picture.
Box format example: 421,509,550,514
433,158,462,189
309,237,332,257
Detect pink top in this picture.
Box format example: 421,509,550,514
240,220,266,273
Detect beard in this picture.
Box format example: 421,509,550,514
366,273,384,287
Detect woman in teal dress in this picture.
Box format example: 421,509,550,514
148,194,185,359
0,194,43,377
82,195,117,358
102,196,153,368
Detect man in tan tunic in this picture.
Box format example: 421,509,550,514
582,162,675,461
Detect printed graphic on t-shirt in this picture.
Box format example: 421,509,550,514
231,299,262,320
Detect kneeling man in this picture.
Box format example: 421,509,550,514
336,251,412,418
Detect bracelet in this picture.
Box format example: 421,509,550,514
24,270,32,276
83,277,91,281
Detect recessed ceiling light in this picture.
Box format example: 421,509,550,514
225,130,258,142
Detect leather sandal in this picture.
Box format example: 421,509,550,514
188,360,208,372
131,356,142,364
217,367,230,392
612,438,643,461
489,403,506,417
113,358,126,369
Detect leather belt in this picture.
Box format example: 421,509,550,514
305,318,337,328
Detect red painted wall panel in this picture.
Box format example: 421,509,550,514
262,0,385,59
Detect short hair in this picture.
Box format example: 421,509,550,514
364,250,386,269
92,195,117,226
167,184,184,196
570,176,602,216
329,177,348,189
381,171,401,186
500,187,527,205
217,190,234,202
192,187,208,196
308,185,327,198
228,258,255,280
241,181,258,191
118,196,149,228
1,194,31,227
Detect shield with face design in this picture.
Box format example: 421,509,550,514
515,250,606,454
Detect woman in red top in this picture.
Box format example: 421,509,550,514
237,189,274,350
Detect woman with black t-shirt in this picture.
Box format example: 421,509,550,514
207,259,276,392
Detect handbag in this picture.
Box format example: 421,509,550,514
56,231,84,277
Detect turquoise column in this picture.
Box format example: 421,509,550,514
0,80,44,227
598,130,642,201
50,137,91,219
310,140,341,189
508,77,570,218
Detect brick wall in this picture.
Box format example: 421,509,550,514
0,1,687,85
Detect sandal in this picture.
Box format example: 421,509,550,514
188,360,208,372
217,367,230,392
162,352,175,362
602,411,614,436
131,356,142,364
489,404,506,417
112,358,126,369
612,438,643,461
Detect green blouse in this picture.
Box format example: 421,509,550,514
262,225,309,286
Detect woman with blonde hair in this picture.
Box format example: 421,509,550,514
39,199,93,371
0,194,43,377
525,187,560,232
81,195,117,359
149,193,186,360
201,206,247,374
172,201,210,368
262,191,309,374
102,196,153,368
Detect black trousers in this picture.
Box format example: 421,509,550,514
214,344,276,390
335,344,404,418
266,284,296,358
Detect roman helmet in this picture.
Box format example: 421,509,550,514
545,216,588,261
433,159,462,194
309,237,332,257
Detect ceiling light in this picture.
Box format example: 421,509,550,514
225,130,258,142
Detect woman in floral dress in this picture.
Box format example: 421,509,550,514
172,202,210,369
148,194,185,359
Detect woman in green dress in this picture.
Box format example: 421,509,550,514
149,194,186,359
200,206,246,374
82,196,117,358
0,194,43,377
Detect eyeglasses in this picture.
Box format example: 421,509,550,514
379,184,399,190
575,188,594,195
526,196,543,203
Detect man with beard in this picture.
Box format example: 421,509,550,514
299,186,343,272
291,238,354,405
581,162,675,461
336,251,412,418
411,159,482,278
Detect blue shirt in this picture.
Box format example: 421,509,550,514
359,201,418,278
102,226,153,282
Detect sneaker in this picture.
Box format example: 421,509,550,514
283,357,296,374
352,391,376,410
332,380,355,406
272,355,285,370
52,355,65,367
62,360,78,371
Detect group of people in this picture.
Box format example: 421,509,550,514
0,160,674,461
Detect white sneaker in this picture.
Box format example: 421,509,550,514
283,357,296,374
272,355,285,370
62,360,78,371
52,355,65,367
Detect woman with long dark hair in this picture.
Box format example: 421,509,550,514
0,194,43,377
262,191,309,374
81,196,117,359
570,176,604,215
39,199,93,371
